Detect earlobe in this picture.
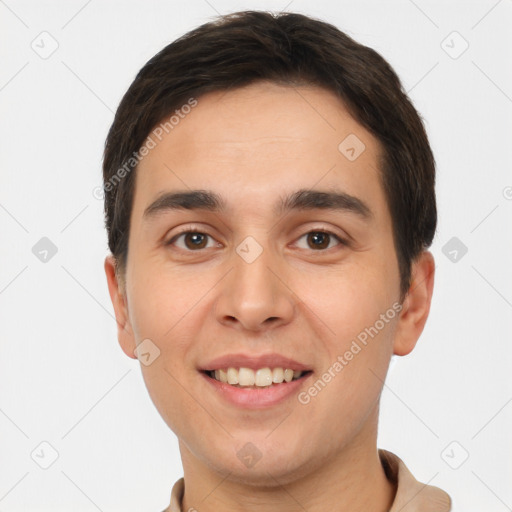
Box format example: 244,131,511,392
104,254,138,360
393,251,435,356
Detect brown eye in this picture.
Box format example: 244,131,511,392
295,230,346,251
183,233,208,250
307,232,330,249
168,231,217,251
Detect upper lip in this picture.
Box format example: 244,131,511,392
200,353,312,372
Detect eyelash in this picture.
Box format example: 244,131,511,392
166,226,349,252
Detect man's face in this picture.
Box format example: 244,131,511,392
110,82,408,483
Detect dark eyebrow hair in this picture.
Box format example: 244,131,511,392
277,189,372,219
144,190,225,217
143,188,372,220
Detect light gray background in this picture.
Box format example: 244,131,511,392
1,0,511,510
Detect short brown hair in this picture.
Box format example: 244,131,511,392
102,10,436,299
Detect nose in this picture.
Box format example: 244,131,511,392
214,242,296,333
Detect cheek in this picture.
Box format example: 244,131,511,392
308,263,397,344
299,317,396,443
302,262,398,403
126,267,207,390
130,272,201,435
126,265,191,340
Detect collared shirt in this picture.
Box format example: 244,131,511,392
162,449,451,512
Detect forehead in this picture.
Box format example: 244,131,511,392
133,81,387,222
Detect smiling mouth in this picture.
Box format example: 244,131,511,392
203,367,313,388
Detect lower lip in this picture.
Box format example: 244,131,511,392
201,372,312,409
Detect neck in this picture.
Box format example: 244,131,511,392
178,412,396,512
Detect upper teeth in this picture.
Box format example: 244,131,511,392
212,367,303,387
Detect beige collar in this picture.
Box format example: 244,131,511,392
164,449,451,512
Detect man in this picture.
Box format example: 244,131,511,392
102,10,451,511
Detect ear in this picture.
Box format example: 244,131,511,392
393,251,435,356
104,254,137,359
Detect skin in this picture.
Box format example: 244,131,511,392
105,81,435,512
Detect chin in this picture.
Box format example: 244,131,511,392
197,438,316,487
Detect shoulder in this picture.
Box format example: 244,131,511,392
161,477,185,512
379,449,452,512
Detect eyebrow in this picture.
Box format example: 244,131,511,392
143,188,373,221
